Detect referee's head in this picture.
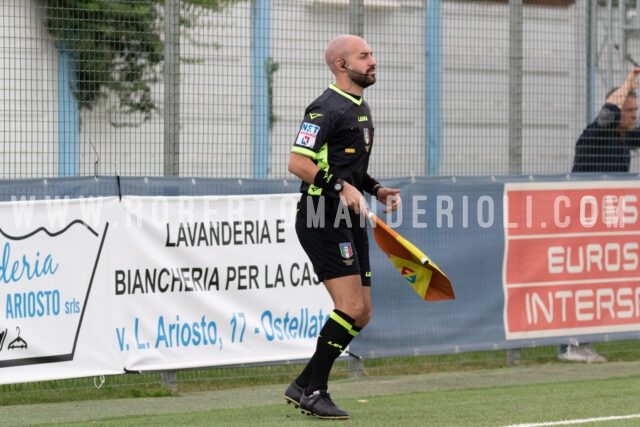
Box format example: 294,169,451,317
325,35,377,93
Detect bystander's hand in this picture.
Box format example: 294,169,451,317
607,67,640,108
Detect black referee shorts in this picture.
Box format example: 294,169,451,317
295,194,371,286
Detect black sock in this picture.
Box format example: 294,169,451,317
295,353,315,388
306,309,358,394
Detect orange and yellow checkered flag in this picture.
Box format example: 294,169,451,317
368,211,454,302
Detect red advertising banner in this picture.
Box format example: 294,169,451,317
503,181,640,339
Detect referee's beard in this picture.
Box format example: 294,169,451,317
350,72,376,89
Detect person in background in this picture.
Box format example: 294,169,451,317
571,67,640,173
565,67,640,362
284,34,401,419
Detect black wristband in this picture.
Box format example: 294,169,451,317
373,185,383,198
313,170,339,191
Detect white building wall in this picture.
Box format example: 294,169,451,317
0,1,58,178
3,1,638,178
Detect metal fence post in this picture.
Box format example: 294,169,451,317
508,0,523,176
162,370,178,393
507,0,523,366
164,0,180,177
347,353,364,378
425,0,442,176
349,0,364,37
506,348,521,367
251,0,271,179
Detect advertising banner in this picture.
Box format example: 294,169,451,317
0,196,122,383
0,193,333,384
3,176,640,384
503,181,640,339
352,176,640,359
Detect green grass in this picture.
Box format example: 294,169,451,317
2,340,640,426
2,340,639,406
8,365,640,426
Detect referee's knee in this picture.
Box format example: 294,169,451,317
355,306,372,328
338,301,367,322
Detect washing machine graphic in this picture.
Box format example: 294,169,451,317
0,220,108,368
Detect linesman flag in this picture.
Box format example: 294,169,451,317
368,211,455,302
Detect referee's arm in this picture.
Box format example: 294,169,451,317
288,152,320,184
288,152,365,214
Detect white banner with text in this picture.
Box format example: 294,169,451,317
0,194,332,384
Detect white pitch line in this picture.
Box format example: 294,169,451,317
505,413,640,427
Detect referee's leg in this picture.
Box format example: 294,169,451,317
324,274,371,328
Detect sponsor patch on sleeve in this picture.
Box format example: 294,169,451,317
295,122,320,149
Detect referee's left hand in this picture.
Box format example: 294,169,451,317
377,187,401,213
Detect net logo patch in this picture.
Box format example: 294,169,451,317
295,122,320,148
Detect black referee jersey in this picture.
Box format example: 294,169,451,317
291,83,378,197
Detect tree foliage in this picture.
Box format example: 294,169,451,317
42,0,245,121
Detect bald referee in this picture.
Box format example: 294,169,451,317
284,34,401,420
